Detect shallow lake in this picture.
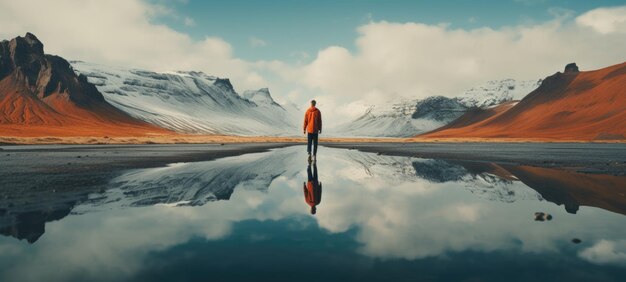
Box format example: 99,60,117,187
1,146,626,281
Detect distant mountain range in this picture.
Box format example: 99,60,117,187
0,33,624,140
0,33,299,137
333,79,542,137
71,61,300,136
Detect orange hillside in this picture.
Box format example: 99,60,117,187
0,33,169,137
421,62,626,141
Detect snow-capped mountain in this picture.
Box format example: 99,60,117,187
457,79,543,108
334,79,542,137
333,97,466,137
71,61,299,136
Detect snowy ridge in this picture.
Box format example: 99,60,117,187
335,79,541,137
332,97,462,137
71,61,299,136
344,151,542,203
78,147,540,212
457,79,542,108
73,147,303,212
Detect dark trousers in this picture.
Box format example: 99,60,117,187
307,133,318,155
307,163,318,182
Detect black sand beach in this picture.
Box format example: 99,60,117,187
325,142,626,175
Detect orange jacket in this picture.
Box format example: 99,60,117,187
303,106,322,133
303,181,322,207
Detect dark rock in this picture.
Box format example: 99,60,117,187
564,63,579,73
214,78,234,91
0,33,107,107
534,212,553,221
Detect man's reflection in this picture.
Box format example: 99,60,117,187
303,163,322,215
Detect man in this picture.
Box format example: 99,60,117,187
303,163,322,215
303,100,322,162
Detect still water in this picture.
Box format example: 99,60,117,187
1,146,626,281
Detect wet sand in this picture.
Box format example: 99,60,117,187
3,143,625,179
0,143,293,174
4,134,625,145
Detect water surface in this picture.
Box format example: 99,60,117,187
1,146,626,281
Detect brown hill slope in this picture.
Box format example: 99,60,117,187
0,33,169,137
421,62,626,141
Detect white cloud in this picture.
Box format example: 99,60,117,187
579,240,626,265
271,6,626,124
576,6,626,34
0,0,262,92
300,14,625,101
249,36,268,47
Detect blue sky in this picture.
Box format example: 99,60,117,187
153,0,626,62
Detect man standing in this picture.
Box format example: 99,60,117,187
303,100,322,163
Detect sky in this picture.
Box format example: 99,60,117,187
155,0,626,62
1,0,625,124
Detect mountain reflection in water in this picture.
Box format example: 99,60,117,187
0,146,625,282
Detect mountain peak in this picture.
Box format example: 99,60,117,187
24,32,41,43
564,63,579,73
0,33,106,104
243,88,278,105
11,32,44,56
214,78,234,91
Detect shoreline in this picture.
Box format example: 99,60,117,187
3,142,625,177
1,135,625,145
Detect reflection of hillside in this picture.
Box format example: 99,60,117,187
346,151,538,203
0,148,301,243
414,159,626,215
2,146,625,245
0,207,72,243
347,150,626,214
0,174,108,244
78,148,300,211
501,165,626,216
411,159,467,182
